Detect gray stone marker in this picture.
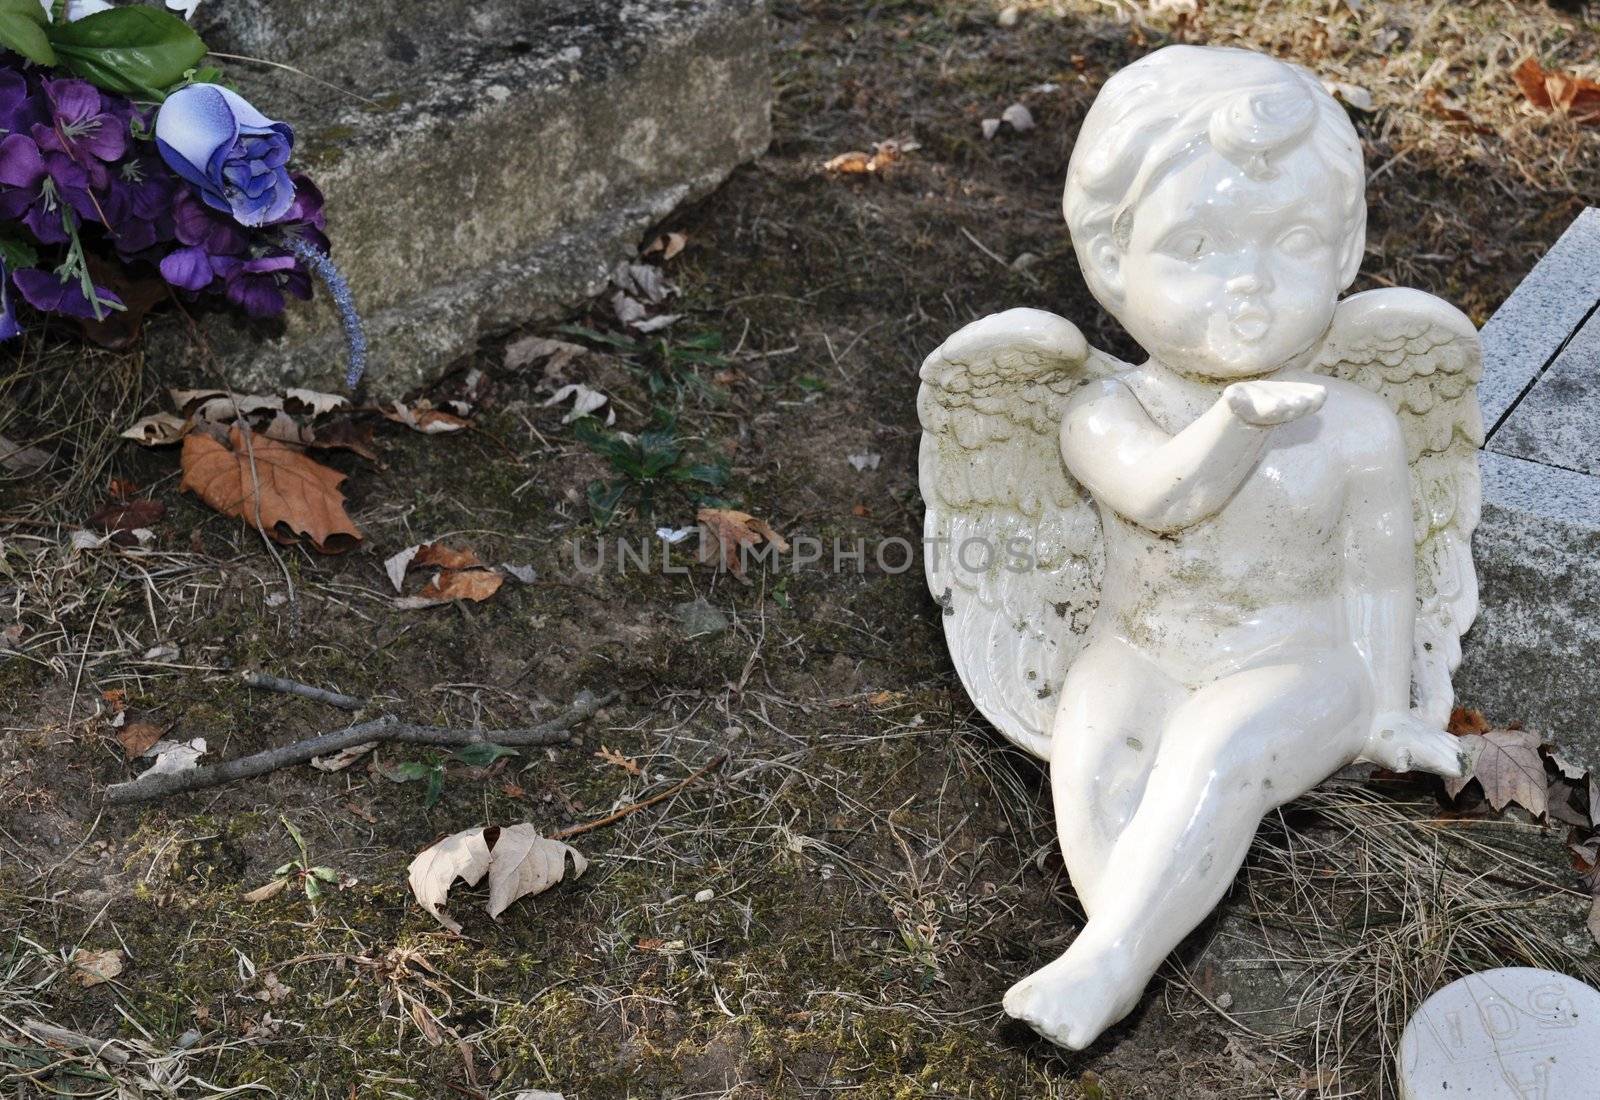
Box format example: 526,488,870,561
1397,967,1600,1099
1457,208,1600,766
153,0,772,394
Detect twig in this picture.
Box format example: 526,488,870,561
105,692,614,806
550,753,728,840
241,670,368,711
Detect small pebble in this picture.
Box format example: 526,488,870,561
997,4,1020,26
694,888,715,903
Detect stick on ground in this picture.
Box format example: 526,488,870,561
551,753,728,840
105,691,613,806
241,670,368,711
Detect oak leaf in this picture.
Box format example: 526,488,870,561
116,720,167,759
179,427,362,553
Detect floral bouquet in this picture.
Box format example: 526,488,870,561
0,0,364,384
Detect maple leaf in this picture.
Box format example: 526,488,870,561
179,427,363,553
697,507,789,576
1445,727,1548,816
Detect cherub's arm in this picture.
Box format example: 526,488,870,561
1341,408,1417,717
1060,378,1325,535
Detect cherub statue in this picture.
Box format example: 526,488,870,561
918,45,1482,1049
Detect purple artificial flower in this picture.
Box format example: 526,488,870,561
1,262,21,342
101,155,178,257
213,252,308,318
0,133,101,244
34,79,127,170
11,266,122,320
0,69,45,137
154,83,296,227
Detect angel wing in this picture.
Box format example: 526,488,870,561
918,308,1128,760
1311,288,1483,729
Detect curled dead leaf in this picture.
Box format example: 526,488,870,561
179,427,362,554
71,948,124,987
1445,726,1548,817
1514,57,1600,124
697,507,789,576
383,401,471,434
242,878,290,903
120,413,189,447
407,823,587,933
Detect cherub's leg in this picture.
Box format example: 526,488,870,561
1048,638,1185,915
1007,653,1369,1049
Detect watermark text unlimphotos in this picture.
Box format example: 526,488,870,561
571,532,1038,575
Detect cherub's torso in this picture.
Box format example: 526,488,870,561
1084,364,1396,685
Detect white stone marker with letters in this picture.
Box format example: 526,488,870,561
1398,968,1600,1099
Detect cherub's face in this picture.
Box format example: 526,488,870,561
1110,142,1358,378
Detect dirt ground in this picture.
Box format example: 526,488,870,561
4,1,1600,1097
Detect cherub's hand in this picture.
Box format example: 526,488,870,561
1363,709,1470,779
1223,380,1327,427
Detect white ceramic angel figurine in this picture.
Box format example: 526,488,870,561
919,45,1483,1049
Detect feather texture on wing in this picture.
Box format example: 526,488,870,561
918,308,1126,759
1311,288,1483,728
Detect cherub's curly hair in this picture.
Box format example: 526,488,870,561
1064,45,1365,295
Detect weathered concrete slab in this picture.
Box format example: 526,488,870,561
154,0,772,394
1491,309,1600,475
1460,208,1600,766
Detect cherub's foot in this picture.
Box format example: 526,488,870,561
1002,941,1145,1050
1365,712,1470,778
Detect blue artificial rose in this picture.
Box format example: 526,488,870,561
154,83,295,228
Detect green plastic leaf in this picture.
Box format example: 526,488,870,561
377,761,433,783
0,232,39,271
452,743,519,767
0,0,54,66
47,7,207,98
422,766,445,809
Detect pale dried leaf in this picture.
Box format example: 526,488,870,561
485,824,588,919
284,389,350,417
1000,102,1035,131
542,384,614,425
134,737,206,780
0,433,51,471
120,413,189,446
407,827,493,934
384,545,420,592
242,878,289,903
632,313,682,334
697,507,790,575
1448,728,1548,815
1324,80,1375,111
504,336,585,373
383,401,471,434
311,741,378,772
71,949,124,987
595,745,642,776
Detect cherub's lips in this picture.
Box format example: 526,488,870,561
1228,305,1272,343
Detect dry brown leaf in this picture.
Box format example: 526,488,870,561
484,824,588,919
1447,706,1491,736
394,569,505,610
383,401,471,434
595,745,642,776
71,948,124,987
242,878,289,903
1514,57,1600,123
311,741,378,772
415,544,486,571
283,389,351,417
89,499,166,540
644,232,689,261
823,139,914,175
697,507,789,576
408,824,587,932
1446,727,1548,816
121,413,189,446
116,720,166,759
180,427,362,553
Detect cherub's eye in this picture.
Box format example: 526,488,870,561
1276,225,1322,256
1160,230,1209,261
